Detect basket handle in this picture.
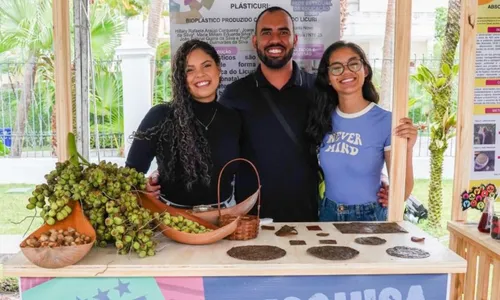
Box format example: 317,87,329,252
217,158,261,219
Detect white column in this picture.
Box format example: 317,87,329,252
115,35,155,158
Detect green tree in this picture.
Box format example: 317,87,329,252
0,0,124,156
433,6,448,58
412,0,461,230
0,0,53,157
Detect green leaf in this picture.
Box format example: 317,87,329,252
445,112,457,130
436,77,447,87
441,63,451,76
435,140,444,149
420,65,436,83
452,64,459,75
67,132,79,166
408,97,418,108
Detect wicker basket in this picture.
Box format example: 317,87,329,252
217,158,261,240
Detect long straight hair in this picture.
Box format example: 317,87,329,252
306,41,379,154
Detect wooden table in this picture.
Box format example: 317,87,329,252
4,221,466,300
448,221,500,300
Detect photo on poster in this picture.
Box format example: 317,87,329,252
474,150,495,172
474,123,496,145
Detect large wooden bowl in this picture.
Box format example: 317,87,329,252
20,201,96,269
138,193,239,245
190,189,259,224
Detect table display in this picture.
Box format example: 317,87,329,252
4,221,466,300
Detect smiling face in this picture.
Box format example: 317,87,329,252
185,48,220,103
253,10,297,69
328,47,368,97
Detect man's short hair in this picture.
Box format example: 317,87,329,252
254,6,295,33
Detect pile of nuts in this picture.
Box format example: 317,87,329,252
21,227,92,248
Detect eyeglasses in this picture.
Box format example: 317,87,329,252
328,58,364,76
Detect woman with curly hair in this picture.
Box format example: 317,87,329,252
306,41,417,221
126,39,241,209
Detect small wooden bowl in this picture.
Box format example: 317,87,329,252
139,193,239,245
20,201,96,269
190,189,259,224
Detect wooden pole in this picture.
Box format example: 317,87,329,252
387,0,412,222
52,0,73,161
451,0,476,222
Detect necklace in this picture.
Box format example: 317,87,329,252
196,108,218,131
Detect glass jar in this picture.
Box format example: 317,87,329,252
491,211,500,240
478,197,494,233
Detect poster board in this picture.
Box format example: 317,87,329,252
169,0,340,93
468,0,500,200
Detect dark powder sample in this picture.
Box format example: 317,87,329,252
261,225,275,230
307,246,359,261
275,225,298,237
334,222,408,234
289,240,306,246
227,245,286,261
306,225,322,231
386,246,430,259
316,233,330,237
319,240,337,245
354,236,387,245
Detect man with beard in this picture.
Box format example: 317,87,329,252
219,7,319,222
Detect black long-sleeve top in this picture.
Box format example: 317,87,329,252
125,99,241,206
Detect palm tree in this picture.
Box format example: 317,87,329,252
0,0,53,157
426,0,461,229
339,0,348,38
0,0,124,157
147,0,164,47
379,0,395,109
51,2,124,154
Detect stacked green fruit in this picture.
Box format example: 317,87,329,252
26,161,82,225
160,212,213,234
77,162,153,257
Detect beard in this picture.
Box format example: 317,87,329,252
256,44,294,69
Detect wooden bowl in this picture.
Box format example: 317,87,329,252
191,189,259,224
20,201,96,269
138,193,239,245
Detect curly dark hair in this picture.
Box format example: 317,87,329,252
306,41,379,154
132,39,221,190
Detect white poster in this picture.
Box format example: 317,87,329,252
169,0,340,92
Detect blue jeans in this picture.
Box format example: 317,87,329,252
319,198,387,222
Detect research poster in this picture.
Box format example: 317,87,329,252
169,0,340,93
470,0,500,190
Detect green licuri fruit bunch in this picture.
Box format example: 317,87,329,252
26,160,83,225
26,133,154,258
98,192,157,257
79,161,153,257
157,212,213,234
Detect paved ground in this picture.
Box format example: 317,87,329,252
0,294,19,300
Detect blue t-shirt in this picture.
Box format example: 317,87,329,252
319,102,392,205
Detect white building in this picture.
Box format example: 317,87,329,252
344,0,449,59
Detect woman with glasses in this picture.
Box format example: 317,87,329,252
306,41,417,221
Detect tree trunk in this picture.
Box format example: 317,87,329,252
10,55,37,157
146,0,163,48
427,0,461,229
428,148,445,228
339,0,348,39
379,0,395,110
435,0,461,120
